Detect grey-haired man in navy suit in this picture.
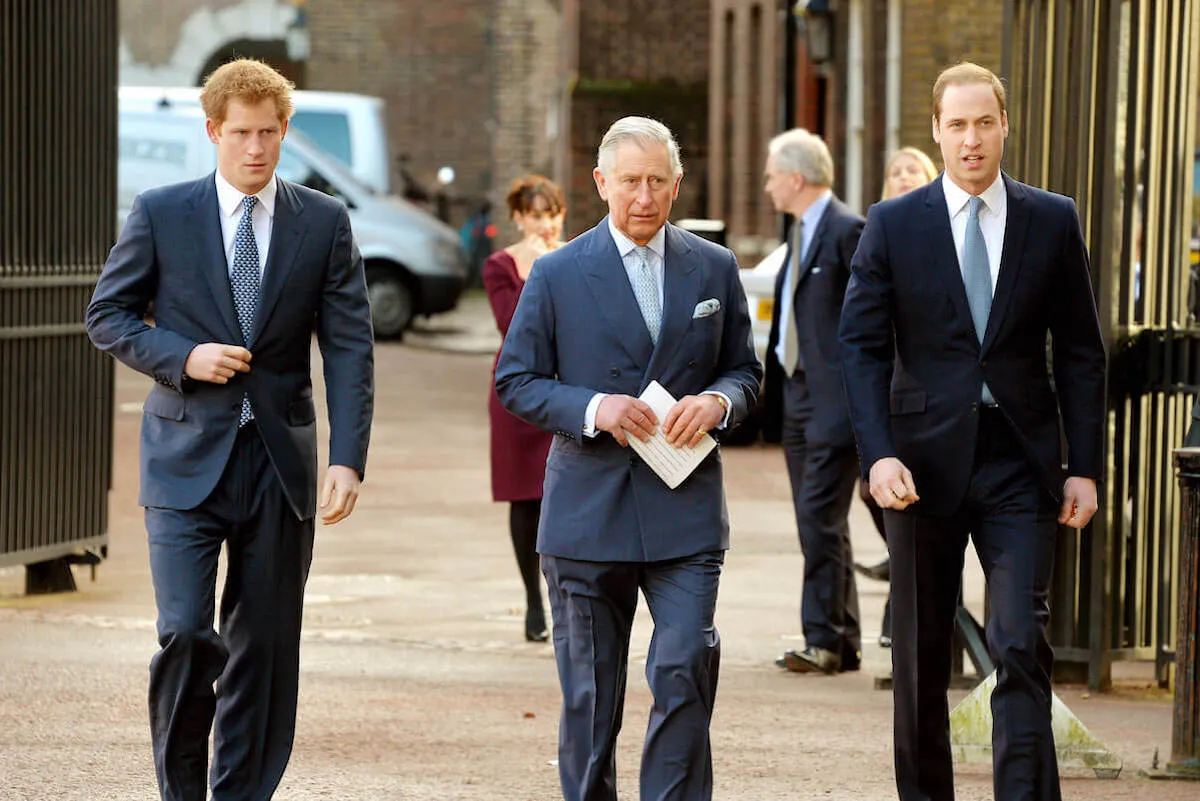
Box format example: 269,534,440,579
87,59,373,801
496,117,761,800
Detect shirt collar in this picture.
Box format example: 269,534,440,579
607,216,666,262
215,170,278,219
942,171,1006,218
800,188,833,231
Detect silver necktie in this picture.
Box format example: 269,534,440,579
632,245,662,344
781,220,803,375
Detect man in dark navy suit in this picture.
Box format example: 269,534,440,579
87,59,373,801
839,63,1106,801
762,129,865,675
496,117,761,800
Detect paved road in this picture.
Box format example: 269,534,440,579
0,298,1189,800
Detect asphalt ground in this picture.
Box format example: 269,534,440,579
0,293,1192,800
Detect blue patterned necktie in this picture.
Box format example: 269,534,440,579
963,195,995,404
232,195,260,426
632,245,661,344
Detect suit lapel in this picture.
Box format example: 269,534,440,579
644,224,699,383
579,220,655,366
794,201,831,285
253,179,308,344
187,175,243,345
981,174,1029,354
922,180,975,338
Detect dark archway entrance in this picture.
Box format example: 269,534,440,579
195,38,306,88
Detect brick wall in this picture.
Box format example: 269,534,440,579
565,1,711,236
490,0,564,243
898,0,1004,171
306,1,496,213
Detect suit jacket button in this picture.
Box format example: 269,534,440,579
610,368,620,377
687,359,697,368
980,359,988,367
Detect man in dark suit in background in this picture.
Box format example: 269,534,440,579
839,62,1106,801
496,116,761,800
87,59,374,801
762,129,865,675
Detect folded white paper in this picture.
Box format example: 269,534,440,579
628,381,716,489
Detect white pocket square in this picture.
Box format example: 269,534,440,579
693,298,721,318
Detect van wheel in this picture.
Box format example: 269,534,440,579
366,267,414,339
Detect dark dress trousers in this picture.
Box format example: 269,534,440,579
483,250,553,502
87,173,374,801
839,175,1106,801
764,197,865,665
495,220,762,801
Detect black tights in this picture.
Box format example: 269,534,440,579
509,499,544,620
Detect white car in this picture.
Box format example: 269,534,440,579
739,242,787,364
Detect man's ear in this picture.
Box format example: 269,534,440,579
206,118,220,145
931,114,941,145
593,167,608,201
1000,111,1009,139
280,118,289,140
671,171,683,200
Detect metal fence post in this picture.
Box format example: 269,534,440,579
1155,448,1200,779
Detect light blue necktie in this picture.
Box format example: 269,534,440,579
963,196,995,404
632,245,661,344
231,195,260,426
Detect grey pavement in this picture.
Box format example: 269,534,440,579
0,296,1191,800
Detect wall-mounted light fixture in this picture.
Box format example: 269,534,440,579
795,0,835,65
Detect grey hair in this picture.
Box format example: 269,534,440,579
596,116,683,178
767,128,834,187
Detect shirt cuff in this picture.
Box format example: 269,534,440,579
701,390,732,429
583,393,607,438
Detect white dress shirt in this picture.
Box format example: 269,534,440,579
215,170,276,278
581,220,731,437
773,188,832,368
942,172,1006,295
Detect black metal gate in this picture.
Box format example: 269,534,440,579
1002,0,1200,689
1,1,119,579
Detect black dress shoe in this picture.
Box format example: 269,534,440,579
525,608,549,642
780,646,842,674
854,558,890,582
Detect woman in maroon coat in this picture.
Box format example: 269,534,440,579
483,175,566,642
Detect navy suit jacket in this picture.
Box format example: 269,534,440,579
495,220,762,562
839,174,1106,516
87,173,374,520
763,196,864,448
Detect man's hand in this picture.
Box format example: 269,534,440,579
663,395,725,448
595,395,658,447
185,343,252,384
319,465,361,525
868,457,920,510
1059,477,1098,529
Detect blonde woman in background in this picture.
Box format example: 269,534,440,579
853,146,939,648
881,146,938,200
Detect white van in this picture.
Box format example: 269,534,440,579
118,103,467,337
119,86,393,195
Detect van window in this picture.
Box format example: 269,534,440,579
117,129,200,209
277,147,355,208
291,110,353,169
